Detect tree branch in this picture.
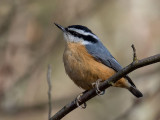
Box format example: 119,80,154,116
47,64,52,120
50,53,160,120
131,44,138,61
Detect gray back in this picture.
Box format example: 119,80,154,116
85,41,123,72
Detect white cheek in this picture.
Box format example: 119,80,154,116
64,34,74,42
64,34,82,43
68,34,76,42
63,33,91,45
63,33,68,41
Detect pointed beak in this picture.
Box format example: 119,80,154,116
54,23,66,32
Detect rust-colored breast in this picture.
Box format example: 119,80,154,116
63,42,127,90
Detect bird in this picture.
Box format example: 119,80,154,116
54,23,143,98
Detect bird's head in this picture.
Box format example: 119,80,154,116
54,23,99,45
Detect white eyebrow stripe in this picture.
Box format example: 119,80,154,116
68,28,100,40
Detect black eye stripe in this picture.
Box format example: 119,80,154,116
67,30,98,43
68,30,79,36
83,35,98,43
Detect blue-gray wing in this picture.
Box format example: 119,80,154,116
85,41,123,72
85,41,136,87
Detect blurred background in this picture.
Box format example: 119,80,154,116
0,0,160,120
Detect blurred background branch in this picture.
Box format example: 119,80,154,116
47,64,52,120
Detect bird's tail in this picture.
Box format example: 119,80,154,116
128,86,143,98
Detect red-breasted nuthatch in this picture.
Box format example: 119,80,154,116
54,23,143,98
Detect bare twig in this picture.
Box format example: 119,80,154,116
50,53,160,120
131,44,138,61
47,64,52,120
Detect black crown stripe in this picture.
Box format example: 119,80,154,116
67,25,93,34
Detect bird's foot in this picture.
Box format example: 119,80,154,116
76,93,87,109
92,79,105,95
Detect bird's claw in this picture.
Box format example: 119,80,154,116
92,79,105,95
76,93,87,109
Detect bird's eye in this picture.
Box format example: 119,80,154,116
73,32,78,35
65,28,68,31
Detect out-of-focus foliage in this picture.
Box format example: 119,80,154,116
0,0,160,120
